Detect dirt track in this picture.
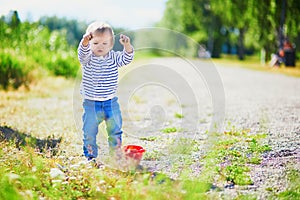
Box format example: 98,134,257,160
114,58,300,151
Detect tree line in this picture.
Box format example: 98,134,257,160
159,0,300,60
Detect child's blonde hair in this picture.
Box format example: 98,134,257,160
86,21,115,44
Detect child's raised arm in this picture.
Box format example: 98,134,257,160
78,33,93,66
82,32,93,47
119,34,133,54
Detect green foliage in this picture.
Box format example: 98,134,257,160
182,180,212,199
0,174,22,200
202,127,272,186
48,52,78,77
0,12,79,89
0,51,30,89
133,28,199,58
247,138,272,154
277,169,300,199
223,164,253,185
161,127,177,133
140,136,157,141
38,16,86,46
161,0,300,60
174,112,184,119
0,141,187,200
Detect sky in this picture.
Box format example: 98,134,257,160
0,0,168,29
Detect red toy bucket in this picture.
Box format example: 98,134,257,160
123,145,146,165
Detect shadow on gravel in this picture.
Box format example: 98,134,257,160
0,125,61,155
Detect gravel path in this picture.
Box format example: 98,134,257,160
112,58,300,198
212,62,300,198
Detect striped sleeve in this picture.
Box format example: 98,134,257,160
78,41,92,66
115,47,134,67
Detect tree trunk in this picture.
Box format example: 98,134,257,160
264,48,271,63
237,28,245,60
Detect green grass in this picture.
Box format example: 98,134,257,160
133,50,162,60
276,168,300,199
134,52,300,78
161,127,178,133
212,54,300,78
0,120,273,199
201,127,272,186
174,112,184,119
0,141,205,200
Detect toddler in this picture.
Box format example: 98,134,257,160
77,21,134,161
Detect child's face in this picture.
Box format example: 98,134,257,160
90,31,113,57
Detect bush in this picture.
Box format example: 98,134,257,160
0,15,81,90
49,52,79,77
0,51,31,89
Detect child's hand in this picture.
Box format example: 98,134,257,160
82,32,93,47
119,34,130,45
119,34,133,53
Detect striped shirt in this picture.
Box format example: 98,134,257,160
78,42,134,101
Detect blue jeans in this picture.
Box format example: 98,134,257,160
82,97,122,159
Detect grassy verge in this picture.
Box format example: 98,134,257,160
134,53,300,78
0,123,273,200
0,140,191,200
212,54,300,78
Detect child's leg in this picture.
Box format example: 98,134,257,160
82,100,100,159
104,97,123,152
